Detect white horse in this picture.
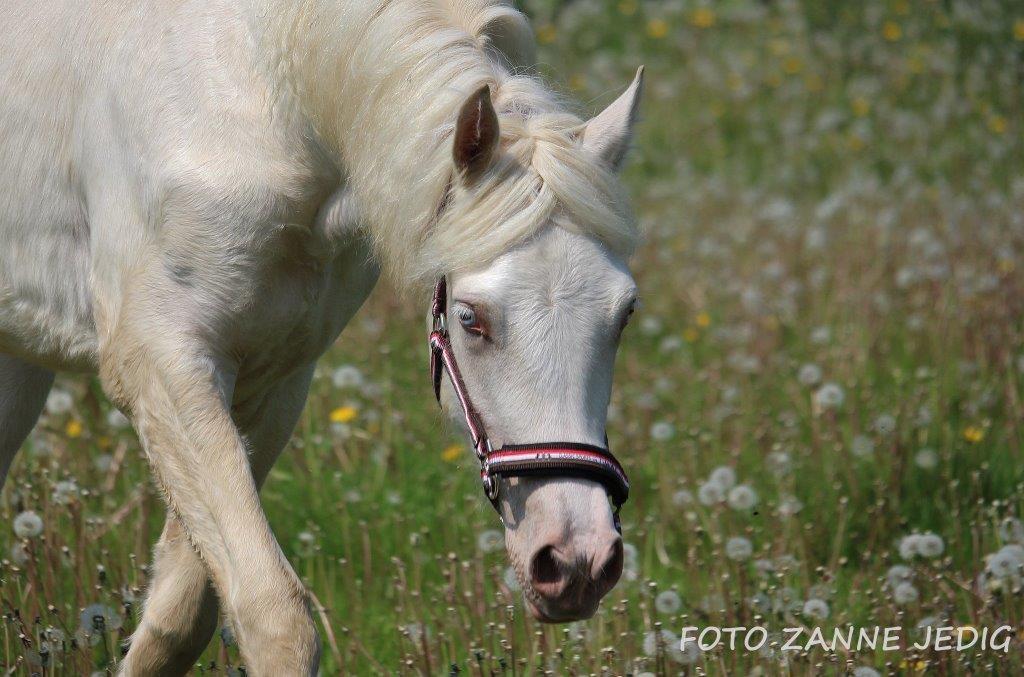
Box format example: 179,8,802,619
0,0,642,673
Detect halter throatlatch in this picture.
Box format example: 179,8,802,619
428,277,630,530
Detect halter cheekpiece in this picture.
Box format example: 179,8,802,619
428,277,630,530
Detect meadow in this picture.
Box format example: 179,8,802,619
2,0,1023,674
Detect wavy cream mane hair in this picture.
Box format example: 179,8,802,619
279,0,639,284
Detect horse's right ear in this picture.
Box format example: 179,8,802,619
453,85,500,179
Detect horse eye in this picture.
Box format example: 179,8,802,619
457,306,484,335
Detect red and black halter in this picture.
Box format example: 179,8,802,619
428,277,630,530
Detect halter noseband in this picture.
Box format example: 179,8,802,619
428,277,630,530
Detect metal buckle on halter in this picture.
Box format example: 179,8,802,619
433,311,447,335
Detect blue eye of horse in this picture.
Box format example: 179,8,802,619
457,308,477,327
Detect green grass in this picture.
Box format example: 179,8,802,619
3,0,1024,674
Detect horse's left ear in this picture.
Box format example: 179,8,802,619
581,66,644,171
453,85,500,179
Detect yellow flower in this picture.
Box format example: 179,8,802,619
329,406,358,423
696,312,711,329
963,426,985,443
882,21,902,41
568,74,587,92
782,56,803,75
65,419,83,439
1014,19,1024,41
690,7,716,29
441,444,463,462
895,0,910,15
97,436,112,450
848,134,866,152
646,18,669,39
683,327,700,343
536,23,557,45
851,97,871,117
617,0,637,16
987,114,1007,135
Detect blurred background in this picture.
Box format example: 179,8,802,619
2,0,1023,674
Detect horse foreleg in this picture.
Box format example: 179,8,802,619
0,354,54,487
122,365,317,675
103,329,319,677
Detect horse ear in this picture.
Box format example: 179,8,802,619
581,66,644,171
453,85,500,179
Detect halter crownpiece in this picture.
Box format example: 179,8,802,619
428,277,630,530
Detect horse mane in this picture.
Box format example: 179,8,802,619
299,0,639,286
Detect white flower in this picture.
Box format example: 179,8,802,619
655,589,682,614
649,421,675,441
778,496,803,517
917,533,944,559
987,545,1024,579
45,390,74,416
886,564,913,588
853,667,881,677
9,542,29,565
810,326,832,344
813,382,845,411
899,534,922,560
697,481,725,506
503,566,521,591
999,518,1024,544
51,479,78,506
893,582,919,605
850,435,874,458
106,409,129,429
476,529,503,554
767,451,792,476
914,448,938,470
643,629,673,656
672,489,694,506
802,598,829,619
708,466,736,490
725,536,753,561
797,363,822,386
640,316,663,336
874,414,897,436
727,485,758,511
79,604,123,633
13,510,43,538
331,365,364,389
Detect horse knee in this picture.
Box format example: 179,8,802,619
232,586,321,675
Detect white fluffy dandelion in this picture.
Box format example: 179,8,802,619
13,510,43,538
725,536,753,561
45,389,74,416
898,534,922,560
914,448,938,470
649,421,675,441
654,589,682,614
893,582,919,605
697,481,725,506
813,382,845,411
917,533,944,559
850,435,875,458
727,484,758,511
476,529,503,554
331,365,364,389
797,363,822,386
708,466,736,490
802,598,830,619
873,414,897,436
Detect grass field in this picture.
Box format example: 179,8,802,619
3,0,1024,674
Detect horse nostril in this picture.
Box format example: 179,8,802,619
530,545,568,600
591,537,624,595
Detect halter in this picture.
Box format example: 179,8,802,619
428,277,630,530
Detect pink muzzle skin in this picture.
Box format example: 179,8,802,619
428,277,629,531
